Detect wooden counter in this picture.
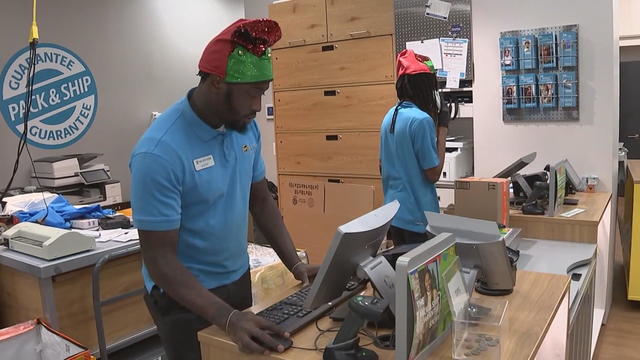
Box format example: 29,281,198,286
198,270,570,360
510,191,613,349
510,192,611,243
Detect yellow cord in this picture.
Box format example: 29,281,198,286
29,0,39,43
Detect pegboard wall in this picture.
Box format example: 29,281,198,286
394,0,474,82
500,24,579,122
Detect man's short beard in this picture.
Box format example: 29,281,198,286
227,121,249,133
221,87,248,133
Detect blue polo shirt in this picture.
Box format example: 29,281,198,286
129,89,265,292
380,101,440,233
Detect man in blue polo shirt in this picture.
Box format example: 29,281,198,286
380,50,449,245
129,19,317,359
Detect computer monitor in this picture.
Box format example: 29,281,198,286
304,200,400,310
547,161,567,216
424,212,517,295
395,233,457,360
557,158,586,192
493,152,537,178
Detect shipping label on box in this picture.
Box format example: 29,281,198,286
281,180,324,215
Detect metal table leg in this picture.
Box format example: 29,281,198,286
39,277,58,328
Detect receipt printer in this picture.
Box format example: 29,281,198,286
442,139,473,181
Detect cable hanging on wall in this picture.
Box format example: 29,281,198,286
0,0,50,223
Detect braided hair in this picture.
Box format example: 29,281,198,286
395,72,440,125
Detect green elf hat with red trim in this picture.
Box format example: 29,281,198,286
198,19,282,83
396,49,436,77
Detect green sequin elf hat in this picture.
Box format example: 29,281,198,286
198,19,282,83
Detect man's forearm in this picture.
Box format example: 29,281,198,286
425,126,448,182
250,194,301,270
146,255,234,328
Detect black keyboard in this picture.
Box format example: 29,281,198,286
256,283,366,335
257,287,321,334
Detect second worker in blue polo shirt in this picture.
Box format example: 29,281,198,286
129,19,318,360
379,50,450,245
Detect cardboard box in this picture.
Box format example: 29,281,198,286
454,178,510,226
279,177,375,263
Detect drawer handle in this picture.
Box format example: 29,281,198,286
323,90,341,96
322,44,337,52
349,30,371,38
288,39,306,46
328,178,343,183
325,135,342,141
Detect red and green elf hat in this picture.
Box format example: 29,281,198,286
396,49,436,77
198,19,282,83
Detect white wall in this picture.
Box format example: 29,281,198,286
244,0,278,183
473,0,619,330
619,0,640,39
472,0,619,192
0,0,244,200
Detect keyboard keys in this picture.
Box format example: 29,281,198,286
257,287,312,326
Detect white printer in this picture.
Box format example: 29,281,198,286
1,222,96,260
441,138,473,181
31,154,122,206
32,153,111,188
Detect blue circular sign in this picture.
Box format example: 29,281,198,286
1,43,98,149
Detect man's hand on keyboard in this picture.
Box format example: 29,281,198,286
292,263,320,286
226,311,289,354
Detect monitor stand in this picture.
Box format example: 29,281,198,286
329,254,396,324
328,255,398,351
357,255,397,315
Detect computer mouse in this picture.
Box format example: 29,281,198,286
252,332,293,352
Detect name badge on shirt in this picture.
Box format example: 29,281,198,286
193,155,215,171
